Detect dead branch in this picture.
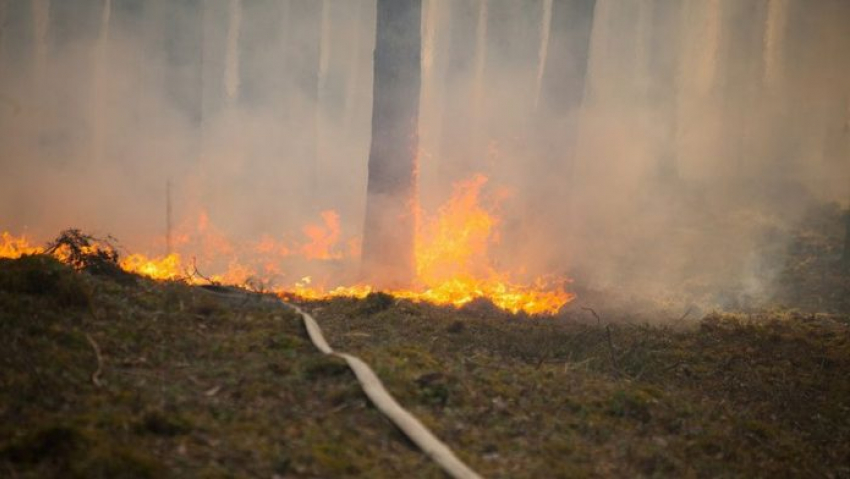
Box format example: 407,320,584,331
85,333,104,387
677,306,695,322
605,325,621,377
189,257,218,285
535,351,549,370
581,307,602,326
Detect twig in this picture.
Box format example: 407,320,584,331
85,333,104,387
605,325,620,377
677,306,695,322
190,257,218,285
581,307,602,326
535,351,548,370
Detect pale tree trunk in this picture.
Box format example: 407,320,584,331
361,0,421,288
285,0,322,197
717,0,768,178
520,0,595,271
647,0,683,183
534,0,596,188
436,0,481,195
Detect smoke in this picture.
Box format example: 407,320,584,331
1,0,849,307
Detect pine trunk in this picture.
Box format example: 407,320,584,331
361,0,421,288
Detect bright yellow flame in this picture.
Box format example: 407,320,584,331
415,174,495,284
289,174,574,314
3,175,573,315
405,174,572,314
120,253,185,281
0,232,45,258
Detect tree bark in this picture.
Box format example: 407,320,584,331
436,0,481,193
284,0,322,196
361,0,421,288
540,0,596,119
532,0,596,193
646,0,683,182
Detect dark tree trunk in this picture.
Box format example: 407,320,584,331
361,0,421,288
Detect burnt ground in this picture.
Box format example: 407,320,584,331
1,204,850,478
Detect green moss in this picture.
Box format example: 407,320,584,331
310,440,363,475
2,425,86,465
0,255,90,308
70,445,163,479
301,355,351,380
135,410,192,437
358,292,395,315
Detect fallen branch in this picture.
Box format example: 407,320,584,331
85,333,104,387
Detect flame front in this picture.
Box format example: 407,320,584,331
295,174,574,314
1,175,573,315
120,253,185,281
401,174,573,314
0,232,44,258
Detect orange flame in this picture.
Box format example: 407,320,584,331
404,174,572,314
0,232,45,258
2,174,573,315
120,253,185,281
291,174,574,314
301,210,343,260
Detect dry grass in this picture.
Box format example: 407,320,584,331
307,297,850,478
0,256,443,478
1,203,849,477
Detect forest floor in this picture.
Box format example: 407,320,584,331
2,205,850,478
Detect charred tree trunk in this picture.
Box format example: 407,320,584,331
361,0,421,288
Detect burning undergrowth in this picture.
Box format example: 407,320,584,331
1,175,574,315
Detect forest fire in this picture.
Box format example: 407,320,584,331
0,232,44,259
0,176,572,315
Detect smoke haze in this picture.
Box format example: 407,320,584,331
1,0,848,308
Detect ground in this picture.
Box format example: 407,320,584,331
1,205,850,478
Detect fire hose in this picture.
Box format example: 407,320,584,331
201,286,482,479
290,303,483,479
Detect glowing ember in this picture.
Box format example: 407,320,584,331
1,175,573,315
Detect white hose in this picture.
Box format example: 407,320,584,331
289,304,483,479
198,288,483,478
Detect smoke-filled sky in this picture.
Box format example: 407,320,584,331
1,0,848,306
